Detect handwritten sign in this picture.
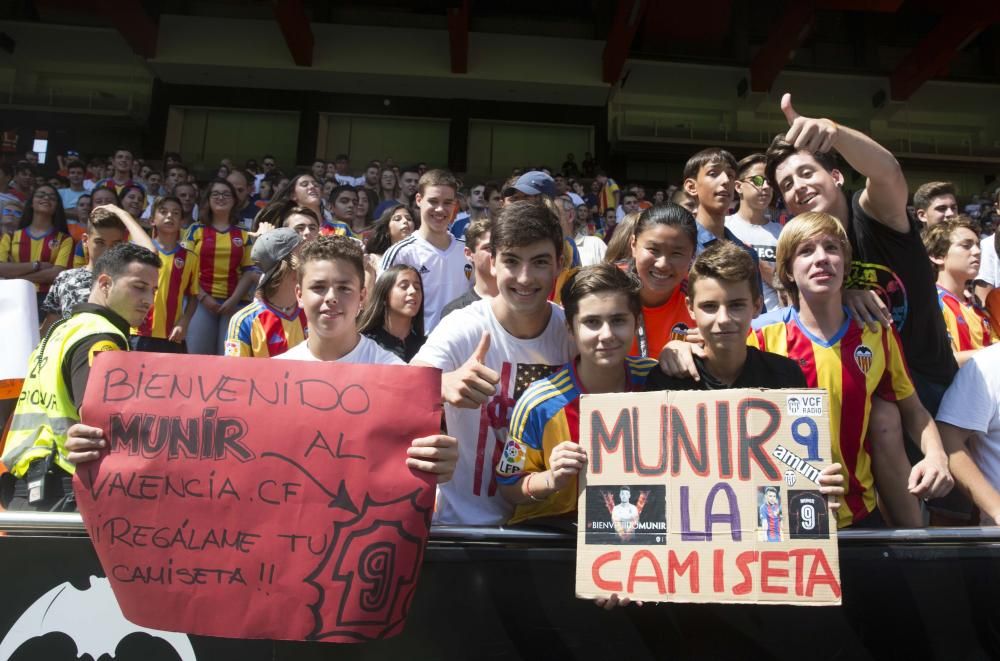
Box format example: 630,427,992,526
74,352,442,643
575,389,841,606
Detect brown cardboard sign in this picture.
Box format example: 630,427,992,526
575,389,841,606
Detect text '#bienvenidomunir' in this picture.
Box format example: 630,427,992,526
100,365,371,414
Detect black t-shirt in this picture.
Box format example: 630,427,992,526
843,189,957,385
644,347,807,391
364,327,426,363
63,304,131,411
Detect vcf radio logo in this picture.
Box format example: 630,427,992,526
854,344,873,374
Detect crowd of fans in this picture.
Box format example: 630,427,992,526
3,94,1000,546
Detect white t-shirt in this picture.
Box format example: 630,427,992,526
276,335,404,365
978,234,1000,287
381,232,471,333
936,343,1000,524
335,174,365,187
575,232,608,266
413,298,575,525
725,214,782,311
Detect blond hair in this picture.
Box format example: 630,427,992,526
775,212,852,303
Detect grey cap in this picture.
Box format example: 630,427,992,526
502,171,557,199
252,228,303,291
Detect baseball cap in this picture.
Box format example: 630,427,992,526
503,171,557,199
252,228,303,291
66,149,80,158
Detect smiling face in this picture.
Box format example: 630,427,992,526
296,257,365,344
491,239,559,317
121,188,144,218
113,149,133,174
207,183,234,219
416,184,457,236
630,224,695,304
31,185,58,217
570,290,636,372
773,152,844,217
387,268,423,320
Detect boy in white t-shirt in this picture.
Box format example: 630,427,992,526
937,343,1000,525
381,169,470,333
277,235,457,482
725,153,782,311
412,200,575,525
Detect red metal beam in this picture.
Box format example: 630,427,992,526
817,0,901,10
749,1,817,94
603,0,647,85
640,1,732,43
447,1,470,75
273,0,314,67
889,5,1000,101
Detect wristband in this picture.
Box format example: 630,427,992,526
525,472,545,502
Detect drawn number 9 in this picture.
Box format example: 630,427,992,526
801,504,816,530
791,417,822,461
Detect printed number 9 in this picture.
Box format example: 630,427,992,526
801,503,816,530
791,417,822,461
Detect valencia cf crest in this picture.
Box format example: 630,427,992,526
232,237,243,247
853,344,873,374
174,257,185,269
669,323,689,342
48,238,60,250
464,263,473,281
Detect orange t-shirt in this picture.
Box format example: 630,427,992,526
630,281,695,358
986,289,1000,333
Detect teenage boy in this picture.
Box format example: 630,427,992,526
95,147,139,196
496,264,659,525
276,235,456,482
748,212,951,527
226,228,307,358
59,160,90,231
975,188,1000,303
412,200,575,525
441,217,497,319
764,93,957,409
923,218,997,365
725,153,782,311
381,169,470,332
913,181,959,229
936,344,1000,525
131,197,199,353
682,148,761,279
320,185,357,237
41,205,154,328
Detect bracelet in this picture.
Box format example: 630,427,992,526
525,472,545,502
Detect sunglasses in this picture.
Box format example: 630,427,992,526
743,175,769,188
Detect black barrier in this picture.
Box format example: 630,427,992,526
1,514,999,660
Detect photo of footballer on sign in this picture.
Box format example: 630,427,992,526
575,389,841,607
584,485,666,545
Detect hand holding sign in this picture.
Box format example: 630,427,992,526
442,331,499,408
406,434,458,483
549,441,588,491
781,93,838,154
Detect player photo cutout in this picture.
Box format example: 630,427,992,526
585,485,666,545
757,486,783,542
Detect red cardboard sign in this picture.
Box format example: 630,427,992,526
74,352,441,643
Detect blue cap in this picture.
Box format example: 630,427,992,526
503,171,557,199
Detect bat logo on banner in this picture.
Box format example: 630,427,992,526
0,576,196,660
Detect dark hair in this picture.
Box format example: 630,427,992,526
365,204,415,255
66,160,86,172
19,184,69,234
483,181,501,201
357,264,425,337
90,185,121,206
683,148,737,181
329,184,358,204
764,134,839,193
298,234,365,285
489,199,563,259
163,151,182,163
399,164,421,178
152,195,182,216
923,216,980,272
87,207,126,233
281,205,320,226
203,178,240,226
15,160,36,176
93,242,161,279
334,154,349,163
735,153,766,179
688,241,761,302
112,146,134,159
254,173,318,230
913,181,957,211
632,202,698,248
560,263,641,325
167,163,189,177
356,187,378,224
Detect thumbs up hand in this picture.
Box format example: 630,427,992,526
781,93,838,154
442,331,501,408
